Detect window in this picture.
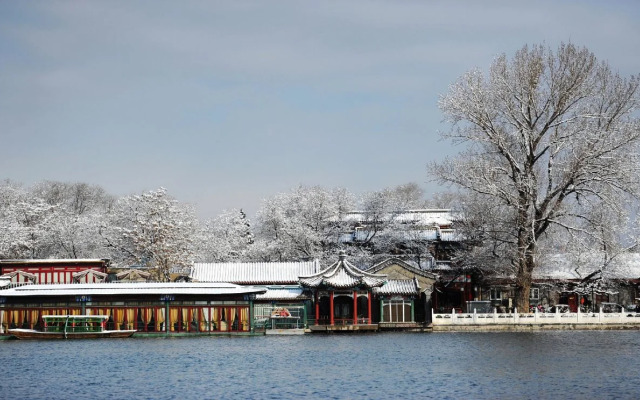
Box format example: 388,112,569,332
382,299,412,322
530,288,539,300
490,289,502,300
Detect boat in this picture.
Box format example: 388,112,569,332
8,315,136,339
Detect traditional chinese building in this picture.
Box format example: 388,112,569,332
300,251,387,332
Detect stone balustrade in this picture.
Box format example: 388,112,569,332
432,307,640,327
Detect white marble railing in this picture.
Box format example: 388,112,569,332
432,308,640,326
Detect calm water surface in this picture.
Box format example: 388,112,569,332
1,331,639,399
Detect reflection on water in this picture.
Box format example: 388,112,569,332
1,331,639,399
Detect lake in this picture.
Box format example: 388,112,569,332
1,331,639,399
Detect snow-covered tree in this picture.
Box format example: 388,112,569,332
197,209,254,262
0,181,48,258
350,183,429,260
430,43,640,311
252,185,354,262
30,181,114,259
102,188,197,281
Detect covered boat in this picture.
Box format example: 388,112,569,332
9,315,135,339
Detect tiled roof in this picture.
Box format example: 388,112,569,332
299,252,387,289
373,279,420,296
438,229,459,242
190,260,321,284
337,209,455,226
0,282,266,297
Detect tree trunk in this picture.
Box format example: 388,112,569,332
514,251,535,313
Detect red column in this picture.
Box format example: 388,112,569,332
367,292,372,324
353,291,358,325
330,291,335,326
315,291,319,325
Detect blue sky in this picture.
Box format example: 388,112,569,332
1,1,639,219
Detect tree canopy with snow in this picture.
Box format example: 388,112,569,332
197,208,254,262
252,185,354,263
430,43,640,311
101,188,197,281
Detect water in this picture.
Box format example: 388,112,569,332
1,331,639,400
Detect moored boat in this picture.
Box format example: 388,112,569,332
8,315,135,339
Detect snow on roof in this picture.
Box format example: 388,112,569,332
299,252,387,289
338,209,456,226
0,259,108,265
190,260,321,284
255,286,308,301
438,229,460,242
373,279,420,296
0,282,266,297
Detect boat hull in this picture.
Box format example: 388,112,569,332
8,329,136,339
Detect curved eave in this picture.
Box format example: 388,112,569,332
299,258,387,289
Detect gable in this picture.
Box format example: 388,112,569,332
369,258,437,291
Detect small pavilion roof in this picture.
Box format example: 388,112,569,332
73,269,108,280
0,270,37,283
116,269,152,281
299,252,387,289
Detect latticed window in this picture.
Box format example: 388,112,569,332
530,288,539,300
381,299,412,322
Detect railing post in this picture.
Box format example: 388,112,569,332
452,309,456,324
514,308,518,323
473,308,477,324
599,307,603,323
577,306,581,323
493,308,498,323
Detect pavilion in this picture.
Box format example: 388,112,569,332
299,251,387,332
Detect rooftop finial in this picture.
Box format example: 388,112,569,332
338,250,347,261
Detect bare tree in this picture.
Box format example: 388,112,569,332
430,43,640,311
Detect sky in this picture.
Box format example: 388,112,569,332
1,1,639,220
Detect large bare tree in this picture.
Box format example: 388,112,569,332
430,43,640,311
